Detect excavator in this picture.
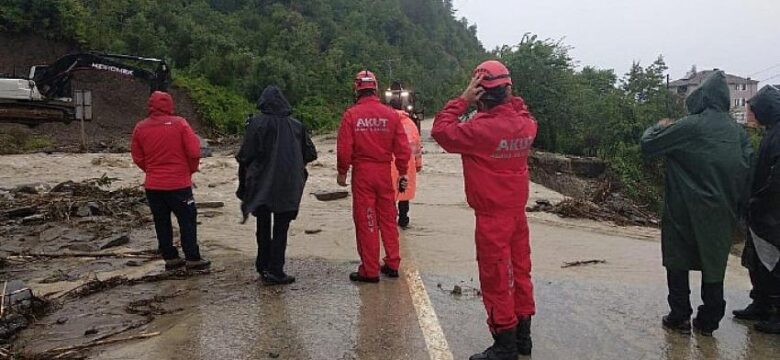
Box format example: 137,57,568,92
384,80,424,132
0,52,170,126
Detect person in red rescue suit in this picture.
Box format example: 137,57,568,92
431,60,538,360
337,70,412,283
389,100,423,229
131,91,211,272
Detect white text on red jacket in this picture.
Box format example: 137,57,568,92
492,137,534,159
356,118,390,132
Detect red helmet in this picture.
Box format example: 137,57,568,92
473,60,512,88
354,70,378,91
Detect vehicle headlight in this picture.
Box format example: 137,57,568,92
407,105,413,111
385,91,393,98
401,91,409,97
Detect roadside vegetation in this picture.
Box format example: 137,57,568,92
3,1,754,213
496,35,687,212
0,128,52,154
0,0,485,132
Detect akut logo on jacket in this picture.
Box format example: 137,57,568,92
356,118,389,132
492,136,534,159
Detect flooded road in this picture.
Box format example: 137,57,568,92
2,120,779,359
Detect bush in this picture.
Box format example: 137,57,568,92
175,75,254,134
601,142,664,213
293,96,343,133
0,128,52,154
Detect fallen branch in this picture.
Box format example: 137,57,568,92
51,349,81,359
198,201,224,209
91,318,154,342
0,281,6,318
41,332,160,356
55,270,202,300
58,276,129,300
7,250,157,260
561,259,606,268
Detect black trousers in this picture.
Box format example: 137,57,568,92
255,209,297,276
398,201,410,222
749,261,780,306
146,188,201,261
667,270,725,329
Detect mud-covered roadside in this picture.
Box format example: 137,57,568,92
0,153,239,359
0,139,339,358
527,151,660,227
0,178,162,358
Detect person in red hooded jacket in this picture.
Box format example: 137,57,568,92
337,70,412,283
131,91,210,271
432,61,538,360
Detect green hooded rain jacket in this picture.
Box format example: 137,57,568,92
641,71,752,283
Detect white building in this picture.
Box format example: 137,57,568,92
669,70,759,124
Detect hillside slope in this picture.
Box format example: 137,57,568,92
1,0,486,133
0,34,203,153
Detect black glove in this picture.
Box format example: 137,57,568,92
398,176,409,193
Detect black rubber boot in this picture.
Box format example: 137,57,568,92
185,258,211,271
755,303,780,334
662,315,691,335
398,201,410,229
469,328,518,360
693,282,726,336
349,272,380,283
733,302,771,321
516,316,532,356
262,271,296,286
380,264,399,278
755,295,780,334
164,258,185,271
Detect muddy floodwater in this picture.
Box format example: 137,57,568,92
1,120,779,359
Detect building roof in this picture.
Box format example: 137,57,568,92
669,70,759,87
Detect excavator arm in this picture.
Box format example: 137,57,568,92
0,52,171,126
32,52,170,98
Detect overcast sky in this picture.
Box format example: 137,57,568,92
452,0,780,85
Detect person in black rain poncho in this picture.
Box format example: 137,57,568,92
236,86,317,285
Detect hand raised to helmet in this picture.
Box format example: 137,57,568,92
460,75,486,106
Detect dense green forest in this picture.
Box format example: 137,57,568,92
2,0,715,211
0,0,485,133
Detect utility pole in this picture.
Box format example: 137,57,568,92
666,74,672,118
383,59,399,83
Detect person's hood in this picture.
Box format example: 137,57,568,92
685,71,730,115
509,97,531,114
748,86,780,128
148,91,175,116
258,86,292,116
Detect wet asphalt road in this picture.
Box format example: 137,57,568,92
92,253,780,360
7,121,780,359
90,192,780,360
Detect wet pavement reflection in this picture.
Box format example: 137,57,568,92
430,274,780,359
89,256,780,360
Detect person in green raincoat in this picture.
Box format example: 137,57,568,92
640,71,752,336
733,85,780,334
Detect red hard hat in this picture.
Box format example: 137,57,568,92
473,60,512,88
354,70,378,91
